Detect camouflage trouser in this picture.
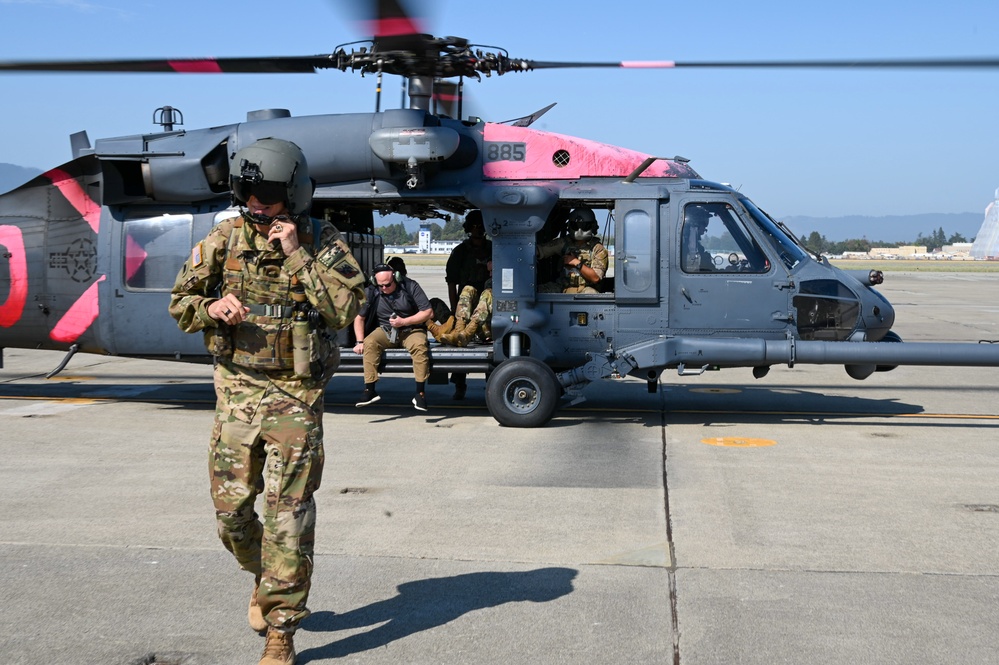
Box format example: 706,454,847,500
454,286,493,342
210,379,325,631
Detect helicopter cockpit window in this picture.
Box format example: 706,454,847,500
740,199,809,270
122,214,193,291
681,203,769,274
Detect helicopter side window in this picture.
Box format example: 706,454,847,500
122,214,193,291
682,203,769,274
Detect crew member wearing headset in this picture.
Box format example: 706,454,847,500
352,260,433,411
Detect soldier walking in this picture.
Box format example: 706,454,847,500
169,138,365,665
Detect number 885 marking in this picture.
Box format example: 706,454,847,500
485,142,526,162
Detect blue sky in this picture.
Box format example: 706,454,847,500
1,0,998,218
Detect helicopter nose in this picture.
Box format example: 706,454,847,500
862,289,895,341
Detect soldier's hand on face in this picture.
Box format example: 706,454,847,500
267,216,301,255
210,295,248,325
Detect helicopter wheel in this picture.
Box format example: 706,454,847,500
486,357,559,428
876,330,903,372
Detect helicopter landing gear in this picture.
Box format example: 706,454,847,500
486,357,560,428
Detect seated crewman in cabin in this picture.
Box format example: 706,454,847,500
537,206,608,293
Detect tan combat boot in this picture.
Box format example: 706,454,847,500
427,315,455,341
259,628,295,665
438,320,465,346
455,319,480,347
248,578,267,633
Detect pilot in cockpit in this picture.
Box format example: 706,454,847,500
683,205,716,272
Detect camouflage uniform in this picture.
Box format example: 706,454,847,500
169,213,365,631
445,236,492,302
537,237,609,293
454,283,493,343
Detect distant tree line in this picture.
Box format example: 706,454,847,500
376,214,466,245
802,227,971,254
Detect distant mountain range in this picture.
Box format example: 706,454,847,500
1,162,986,243
780,213,985,244
0,163,42,193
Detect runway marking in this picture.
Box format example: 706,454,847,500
689,388,742,394
1,399,98,416
703,437,777,448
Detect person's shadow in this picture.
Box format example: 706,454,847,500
298,567,578,661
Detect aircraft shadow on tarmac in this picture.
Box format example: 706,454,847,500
6,375,996,427
297,568,578,661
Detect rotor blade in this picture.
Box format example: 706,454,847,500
350,0,433,53
364,0,426,37
520,56,999,71
0,55,331,74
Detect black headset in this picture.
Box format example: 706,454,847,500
370,263,403,287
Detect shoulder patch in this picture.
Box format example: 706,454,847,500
317,243,359,279
192,242,205,268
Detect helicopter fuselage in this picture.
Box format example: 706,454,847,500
2,107,997,425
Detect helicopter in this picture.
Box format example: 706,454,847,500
3,0,999,427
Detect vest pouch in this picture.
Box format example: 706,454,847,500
228,263,297,371
203,326,234,358
291,315,312,379
312,330,340,382
231,314,296,371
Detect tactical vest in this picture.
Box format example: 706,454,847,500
216,216,331,374
561,241,599,289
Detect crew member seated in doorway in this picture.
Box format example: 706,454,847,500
352,260,433,411
537,206,608,293
440,210,492,399
430,261,493,348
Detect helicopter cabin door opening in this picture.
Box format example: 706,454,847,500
103,206,222,358
668,199,790,334
527,198,667,369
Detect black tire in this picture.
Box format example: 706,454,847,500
486,357,560,428
876,330,903,372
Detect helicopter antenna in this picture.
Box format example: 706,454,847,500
153,106,183,132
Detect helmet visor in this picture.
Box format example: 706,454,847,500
233,179,286,206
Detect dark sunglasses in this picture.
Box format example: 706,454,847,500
234,180,287,206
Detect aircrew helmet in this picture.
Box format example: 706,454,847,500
230,138,312,215
567,206,598,241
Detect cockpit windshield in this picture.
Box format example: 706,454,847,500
740,199,809,270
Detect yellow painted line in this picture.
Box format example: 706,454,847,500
44,376,95,382
703,437,777,448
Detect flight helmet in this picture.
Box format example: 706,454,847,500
463,209,485,233
685,205,711,228
230,138,312,215
567,207,598,241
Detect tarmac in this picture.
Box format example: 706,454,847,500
1,270,998,664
